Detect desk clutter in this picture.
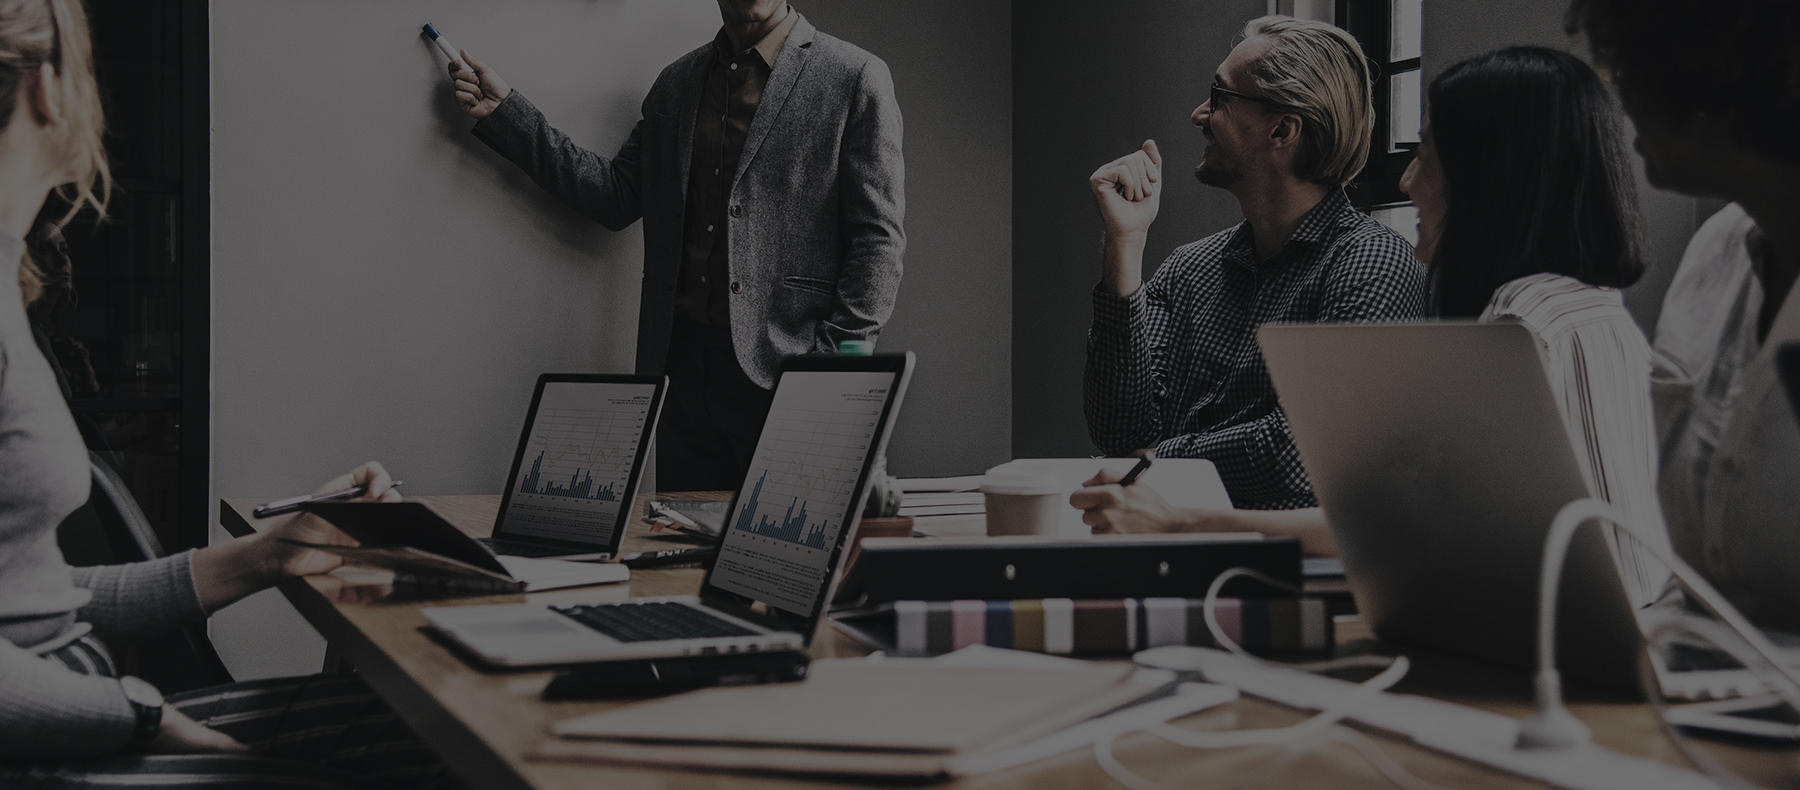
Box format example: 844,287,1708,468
897,457,1233,537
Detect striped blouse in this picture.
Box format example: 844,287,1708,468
1481,274,1672,606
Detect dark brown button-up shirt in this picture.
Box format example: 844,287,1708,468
675,10,799,327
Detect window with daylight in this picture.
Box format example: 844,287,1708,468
1337,0,1423,244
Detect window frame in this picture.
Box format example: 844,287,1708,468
1338,0,1421,209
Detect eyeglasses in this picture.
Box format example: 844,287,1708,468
1210,81,1282,112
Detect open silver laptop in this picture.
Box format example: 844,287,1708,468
1258,322,1646,692
424,352,915,666
478,373,667,561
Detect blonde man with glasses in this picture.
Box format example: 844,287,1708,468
1082,16,1427,512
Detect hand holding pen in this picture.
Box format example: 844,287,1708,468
252,461,404,583
1069,451,1180,534
256,472,404,518
1116,449,1156,486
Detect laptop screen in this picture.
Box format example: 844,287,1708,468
492,375,665,552
703,357,911,630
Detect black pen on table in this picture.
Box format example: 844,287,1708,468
620,546,717,569
253,481,404,519
1117,451,1155,486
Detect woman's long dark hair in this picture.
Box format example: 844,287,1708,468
1427,46,1646,318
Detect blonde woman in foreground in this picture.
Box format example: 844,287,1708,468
0,1,453,787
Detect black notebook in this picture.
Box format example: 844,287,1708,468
290,502,627,593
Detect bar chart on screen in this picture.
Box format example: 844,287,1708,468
727,406,872,554
517,406,644,512
711,370,898,613
496,381,659,544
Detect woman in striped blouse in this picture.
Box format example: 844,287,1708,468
1075,47,1672,606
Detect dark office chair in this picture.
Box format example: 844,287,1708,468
76,451,235,694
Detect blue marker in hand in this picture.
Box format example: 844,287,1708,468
422,23,462,66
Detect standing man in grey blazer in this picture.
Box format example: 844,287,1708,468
446,0,904,490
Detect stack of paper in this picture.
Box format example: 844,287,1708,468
897,491,986,518
896,475,984,493
530,650,1231,778
494,556,630,592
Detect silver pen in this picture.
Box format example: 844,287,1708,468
254,481,403,519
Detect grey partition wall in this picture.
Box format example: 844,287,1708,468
1013,0,1266,459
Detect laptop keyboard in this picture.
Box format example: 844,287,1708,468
478,538,575,558
554,602,761,642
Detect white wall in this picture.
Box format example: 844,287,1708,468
207,1,1013,679
210,0,713,679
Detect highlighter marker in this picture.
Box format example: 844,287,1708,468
422,23,462,67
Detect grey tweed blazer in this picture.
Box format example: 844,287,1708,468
473,14,905,388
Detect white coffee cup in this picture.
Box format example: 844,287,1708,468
981,471,1065,536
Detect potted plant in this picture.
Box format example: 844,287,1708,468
848,464,912,573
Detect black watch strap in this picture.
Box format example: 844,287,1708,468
119,676,164,743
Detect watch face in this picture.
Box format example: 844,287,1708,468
120,676,164,708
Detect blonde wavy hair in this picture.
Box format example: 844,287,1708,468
1240,16,1374,187
0,0,109,306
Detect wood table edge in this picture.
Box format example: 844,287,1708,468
221,498,536,790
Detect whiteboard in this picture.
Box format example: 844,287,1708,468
211,0,719,500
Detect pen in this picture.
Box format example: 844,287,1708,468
648,502,703,531
620,547,717,569
1117,451,1155,486
253,481,403,519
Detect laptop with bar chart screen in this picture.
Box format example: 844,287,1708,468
480,374,668,562
424,353,915,666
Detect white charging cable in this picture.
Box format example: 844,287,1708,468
1521,498,1800,755
1094,567,1446,790
1531,499,1800,788
1100,498,1800,788
1636,620,1772,790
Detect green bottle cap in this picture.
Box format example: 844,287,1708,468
837,339,874,356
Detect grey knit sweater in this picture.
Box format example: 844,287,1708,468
0,230,207,760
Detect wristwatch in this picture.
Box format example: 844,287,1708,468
118,676,164,743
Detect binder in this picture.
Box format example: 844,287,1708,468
831,596,1334,657
832,533,1302,606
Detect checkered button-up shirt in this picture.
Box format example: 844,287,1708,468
1085,190,1429,509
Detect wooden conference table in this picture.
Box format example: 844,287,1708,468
221,494,1797,790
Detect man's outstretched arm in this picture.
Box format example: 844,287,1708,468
451,51,645,231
